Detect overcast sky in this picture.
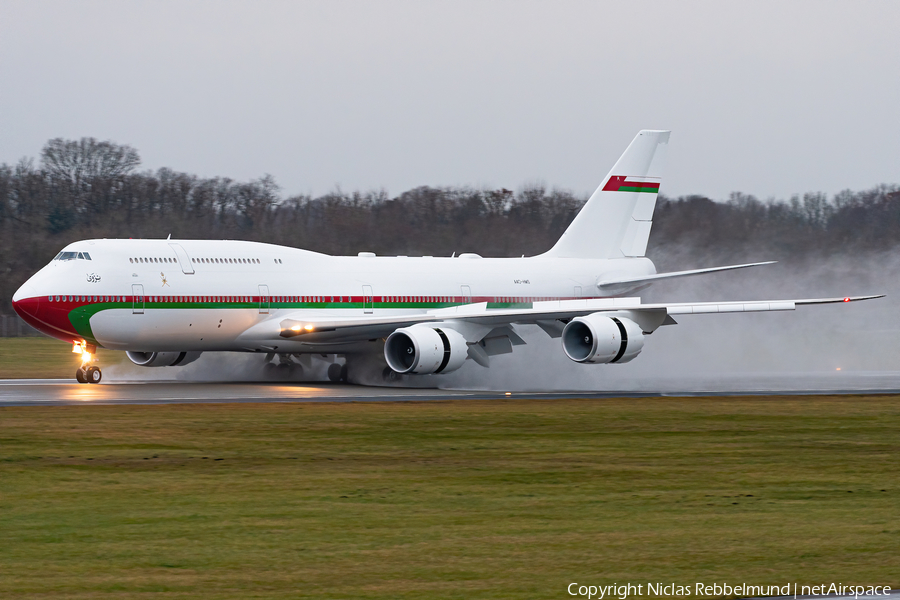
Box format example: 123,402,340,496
1,1,898,201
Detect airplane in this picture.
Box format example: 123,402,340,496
12,130,882,385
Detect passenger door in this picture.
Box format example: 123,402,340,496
258,285,270,314
362,285,374,314
132,284,144,314
168,243,195,275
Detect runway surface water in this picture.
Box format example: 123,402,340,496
3,371,900,406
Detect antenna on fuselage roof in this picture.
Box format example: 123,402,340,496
451,252,456,258
166,234,171,240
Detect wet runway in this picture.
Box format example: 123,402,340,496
3,371,900,406
0,379,524,405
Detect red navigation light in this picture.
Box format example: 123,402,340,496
843,297,850,302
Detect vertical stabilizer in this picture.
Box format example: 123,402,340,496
544,130,669,259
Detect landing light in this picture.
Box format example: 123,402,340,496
290,325,302,331
73,341,93,364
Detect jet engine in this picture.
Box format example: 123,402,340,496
384,325,468,374
125,351,203,367
561,314,645,364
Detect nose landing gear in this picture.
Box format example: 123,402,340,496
74,342,102,384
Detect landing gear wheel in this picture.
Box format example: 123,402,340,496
76,367,87,384
86,366,102,384
277,363,294,378
327,363,342,382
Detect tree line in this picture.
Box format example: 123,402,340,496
1,137,898,313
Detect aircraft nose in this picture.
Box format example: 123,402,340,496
12,280,35,307
12,280,80,343
12,281,39,319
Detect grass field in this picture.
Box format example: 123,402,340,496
0,337,123,379
0,396,897,599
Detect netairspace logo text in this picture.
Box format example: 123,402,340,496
567,583,893,599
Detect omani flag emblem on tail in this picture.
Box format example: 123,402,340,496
602,176,661,193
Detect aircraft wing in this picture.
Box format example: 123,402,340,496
235,294,884,347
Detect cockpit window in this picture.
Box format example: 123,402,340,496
54,251,93,261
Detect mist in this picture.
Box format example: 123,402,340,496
439,251,900,392
99,249,900,393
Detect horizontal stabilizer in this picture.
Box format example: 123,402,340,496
596,261,776,293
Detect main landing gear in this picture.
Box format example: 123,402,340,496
73,342,101,384
261,353,348,382
76,365,102,384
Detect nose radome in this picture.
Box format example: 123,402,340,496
12,280,79,344
12,281,34,304
12,282,38,319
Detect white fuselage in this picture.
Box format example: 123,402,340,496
13,239,656,353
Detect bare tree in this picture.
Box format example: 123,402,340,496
41,137,141,184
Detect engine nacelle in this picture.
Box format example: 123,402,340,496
125,351,203,367
384,325,468,374
561,315,645,364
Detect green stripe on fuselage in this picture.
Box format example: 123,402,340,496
69,298,539,346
